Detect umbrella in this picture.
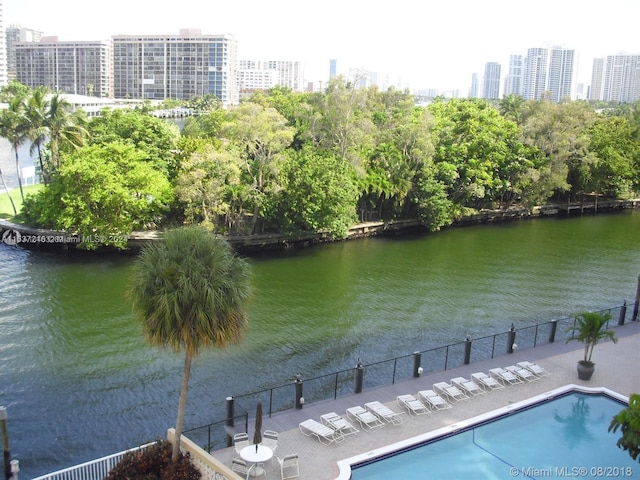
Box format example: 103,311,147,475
253,401,263,452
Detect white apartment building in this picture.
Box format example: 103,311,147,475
112,30,238,106
6,25,42,82
0,0,7,86
593,55,640,103
522,47,577,102
482,62,501,99
589,58,606,101
504,55,524,96
14,37,112,97
237,59,305,92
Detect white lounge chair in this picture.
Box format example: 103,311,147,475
299,419,344,445
471,372,504,390
278,453,300,479
365,401,404,425
233,432,249,455
489,367,523,385
397,394,430,416
433,381,469,402
418,389,452,410
451,376,485,396
505,365,537,382
346,406,385,430
517,361,550,377
320,412,359,436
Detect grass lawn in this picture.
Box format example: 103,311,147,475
0,184,43,222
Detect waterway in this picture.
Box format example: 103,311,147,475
1,210,639,478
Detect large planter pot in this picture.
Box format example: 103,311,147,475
577,361,595,380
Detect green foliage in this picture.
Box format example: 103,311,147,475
565,311,617,364
412,163,455,230
609,394,640,462
22,142,174,249
105,440,201,480
269,147,359,238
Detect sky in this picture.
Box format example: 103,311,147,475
5,0,640,95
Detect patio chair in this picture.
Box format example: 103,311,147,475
321,412,359,436
418,389,452,411
471,372,505,390
451,376,485,396
505,365,537,382
231,457,251,479
517,361,550,377
299,419,344,445
278,453,300,479
233,432,249,455
433,381,469,402
365,401,404,425
262,430,278,464
489,367,523,385
397,394,430,416
346,406,385,430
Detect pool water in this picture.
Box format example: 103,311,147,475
351,393,637,479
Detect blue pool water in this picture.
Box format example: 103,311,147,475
351,393,638,479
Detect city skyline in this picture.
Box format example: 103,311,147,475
5,0,640,94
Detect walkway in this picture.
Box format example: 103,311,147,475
209,320,640,479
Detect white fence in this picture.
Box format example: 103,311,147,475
31,443,156,480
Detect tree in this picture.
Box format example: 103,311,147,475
25,86,52,183
0,93,29,201
46,92,88,169
565,311,617,366
128,226,252,460
22,142,174,249
609,394,640,462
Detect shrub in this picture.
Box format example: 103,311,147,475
106,440,201,480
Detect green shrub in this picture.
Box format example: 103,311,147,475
106,440,201,480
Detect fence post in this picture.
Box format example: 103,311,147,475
507,324,517,354
412,352,422,378
1,407,11,480
464,336,472,365
633,274,640,321
225,396,235,447
294,375,304,409
354,360,364,394
548,319,558,343
618,301,627,326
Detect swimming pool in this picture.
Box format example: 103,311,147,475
343,386,637,480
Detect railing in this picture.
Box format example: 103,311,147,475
31,442,156,480
185,303,636,453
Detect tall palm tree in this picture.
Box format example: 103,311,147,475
25,86,52,183
0,93,29,201
128,226,252,461
46,92,87,170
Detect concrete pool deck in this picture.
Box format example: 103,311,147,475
209,321,640,479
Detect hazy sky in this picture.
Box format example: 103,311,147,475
5,0,640,93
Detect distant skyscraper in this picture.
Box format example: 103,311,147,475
329,59,337,78
602,55,640,103
6,25,43,82
15,37,112,96
469,73,480,98
482,62,501,99
112,30,237,105
522,47,549,100
0,0,7,86
504,55,524,96
589,58,606,101
237,60,305,92
547,47,577,102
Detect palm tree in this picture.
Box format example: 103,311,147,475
46,92,87,170
25,86,52,183
0,93,29,201
128,226,252,460
566,311,617,366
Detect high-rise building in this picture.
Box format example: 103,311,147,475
601,55,640,103
237,59,305,92
547,47,577,102
0,0,7,86
482,62,501,99
469,73,480,98
504,55,524,96
329,59,337,79
15,37,112,96
112,30,237,105
522,47,549,100
589,58,606,101
6,25,42,82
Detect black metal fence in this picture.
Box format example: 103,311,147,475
184,303,636,453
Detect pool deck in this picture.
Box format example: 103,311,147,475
209,320,640,479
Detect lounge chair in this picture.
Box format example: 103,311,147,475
346,406,385,430
489,367,523,385
278,453,300,479
397,394,430,416
433,381,469,402
320,412,359,436
471,372,504,390
365,401,404,425
505,365,537,382
517,361,550,377
451,376,485,396
299,419,344,445
233,432,249,455
418,389,452,410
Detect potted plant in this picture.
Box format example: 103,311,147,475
566,311,617,380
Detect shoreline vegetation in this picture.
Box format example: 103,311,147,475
1,197,638,255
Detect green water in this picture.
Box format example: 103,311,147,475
1,212,639,478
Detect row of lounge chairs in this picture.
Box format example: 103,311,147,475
299,361,549,445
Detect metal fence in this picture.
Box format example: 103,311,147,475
185,303,635,453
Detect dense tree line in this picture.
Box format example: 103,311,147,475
1,80,639,249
